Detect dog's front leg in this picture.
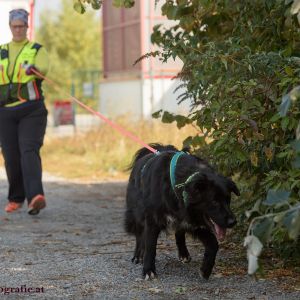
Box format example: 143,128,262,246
194,228,219,279
132,230,144,264
175,229,191,263
143,215,160,280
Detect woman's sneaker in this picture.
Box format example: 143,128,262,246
5,201,23,213
28,195,46,215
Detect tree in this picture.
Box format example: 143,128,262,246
37,0,101,106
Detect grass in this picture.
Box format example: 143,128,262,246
39,118,198,181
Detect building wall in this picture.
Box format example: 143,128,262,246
99,79,142,118
142,78,189,118
102,1,141,79
100,1,189,119
99,77,189,119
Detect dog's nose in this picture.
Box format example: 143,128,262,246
227,217,237,228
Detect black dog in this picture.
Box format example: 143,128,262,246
124,144,240,280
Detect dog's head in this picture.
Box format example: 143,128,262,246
184,172,239,241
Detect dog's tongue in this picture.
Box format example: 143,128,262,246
214,223,226,241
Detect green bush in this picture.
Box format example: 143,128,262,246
74,0,300,273
150,0,300,272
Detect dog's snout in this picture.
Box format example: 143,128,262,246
227,216,237,228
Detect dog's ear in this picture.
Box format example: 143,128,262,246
227,178,240,196
181,146,191,153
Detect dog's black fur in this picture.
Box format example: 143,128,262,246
124,144,240,280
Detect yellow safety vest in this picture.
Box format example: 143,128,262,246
0,41,44,106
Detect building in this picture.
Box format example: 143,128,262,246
0,0,35,44
100,0,189,119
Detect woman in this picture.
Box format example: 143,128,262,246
0,9,49,215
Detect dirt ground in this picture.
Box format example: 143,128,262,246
0,168,299,299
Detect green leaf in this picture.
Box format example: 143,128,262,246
152,109,162,119
283,208,300,240
221,58,228,70
124,0,135,8
263,189,291,206
284,66,294,76
183,136,193,148
270,113,281,122
174,115,189,129
91,0,101,9
179,16,195,31
162,111,175,124
281,117,290,131
235,149,248,162
161,2,179,19
191,135,206,147
73,1,86,14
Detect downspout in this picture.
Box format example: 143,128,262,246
140,0,145,119
149,0,154,118
29,0,35,41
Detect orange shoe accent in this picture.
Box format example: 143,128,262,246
28,194,46,215
5,202,23,213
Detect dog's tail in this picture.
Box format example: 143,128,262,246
126,143,178,171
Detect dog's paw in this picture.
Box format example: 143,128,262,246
200,267,212,280
179,255,191,263
143,268,156,280
144,271,156,281
131,256,143,264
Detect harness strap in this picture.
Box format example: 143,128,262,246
140,150,199,207
175,171,201,206
175,171,201,189
170,151,185,200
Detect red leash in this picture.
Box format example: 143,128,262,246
32,69,158,154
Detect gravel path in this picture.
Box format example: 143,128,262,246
0,169,299,299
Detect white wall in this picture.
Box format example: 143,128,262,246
0,0,30,44
100,78,190,119
142,77,190,118
99,80,142,118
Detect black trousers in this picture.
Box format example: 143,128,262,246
0,101,48,204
